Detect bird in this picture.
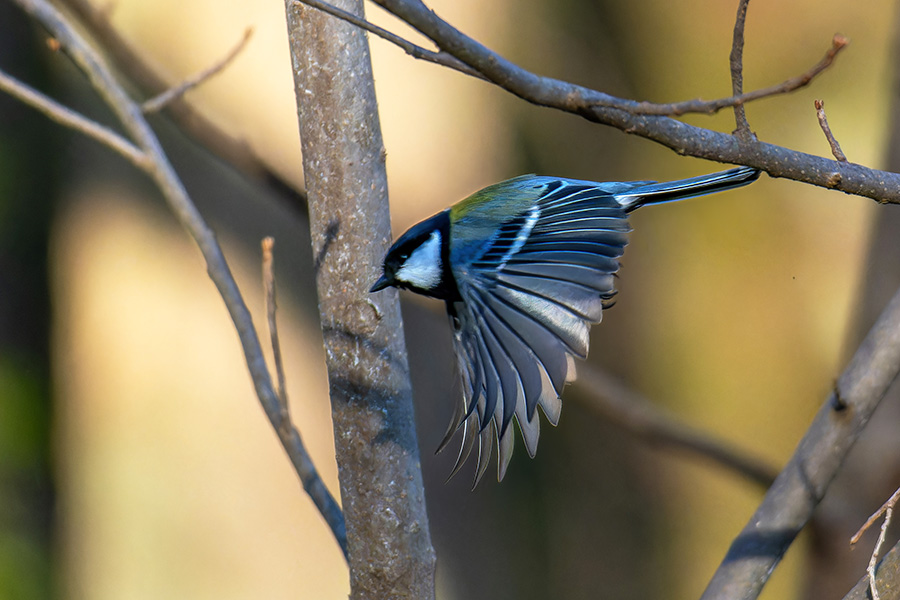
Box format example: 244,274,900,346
370,166,760,485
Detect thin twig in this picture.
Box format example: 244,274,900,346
699,285,900,600
142,27,254,113
849,488,899,600
6,0,347,559
815,99,849,162
575,366,777,488
843,538,900,600
262,237,289,413
729,0,752,137
629,34,848,115
56,0,308,214
291,0,484,80
869,506,892,600
261,237,349,560
851,486,900,545
0,68,146,168
850,485,900,591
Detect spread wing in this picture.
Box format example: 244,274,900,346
443,179,631,484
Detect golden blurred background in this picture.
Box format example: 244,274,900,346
0,0,897,598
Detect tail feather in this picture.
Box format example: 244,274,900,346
617,166,760,212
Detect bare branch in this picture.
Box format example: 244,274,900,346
843,538,900,600
575,366,777,488
291,0,484,79
142,27,254,114
700,285,900,600
262,237,289,409
815,99,849,162
56,0,308,213
851,486,900,545
729,0,752,138
366,1,894,201
0,68,146,168
261,237,348,561
6,0,347,557
851,486,900,600
631,34,849,117
865,504,893,600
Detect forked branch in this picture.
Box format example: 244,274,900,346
299,0,896,201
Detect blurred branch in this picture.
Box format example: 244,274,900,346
285,0,436,597
141,27,253,113
728,0,752,138
317,0,892,201
843,538,900,600
700,284,900,600
5,0,347,558
55,0,308,214
852,486,900,545
262,237,289,408
575,367,778,488
0,68,145,167
262,238,348,560
815,99,849,162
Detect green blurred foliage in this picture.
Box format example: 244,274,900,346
0,5,61,599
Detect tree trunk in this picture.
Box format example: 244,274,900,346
284,1,437,598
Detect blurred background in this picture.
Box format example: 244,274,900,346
0,0,898,598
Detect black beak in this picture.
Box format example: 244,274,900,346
370,273,391,293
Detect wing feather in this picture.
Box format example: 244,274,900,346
438,171,756,481
520,239,627,257
509,250,620,272
493,285,591,358
496,273,607,321
444,178,631,481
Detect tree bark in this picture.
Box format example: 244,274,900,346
284,1,436,598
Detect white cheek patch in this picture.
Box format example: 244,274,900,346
395,230,442,289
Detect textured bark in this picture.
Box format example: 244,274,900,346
284,2,436,598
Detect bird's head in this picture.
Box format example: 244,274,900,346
370,210,456,300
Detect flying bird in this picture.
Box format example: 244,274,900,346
370,166,760,484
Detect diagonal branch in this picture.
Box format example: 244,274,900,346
6,0,346,557
142,27,254,114
364,0,896,202
56,0,308,214
303,0,842,120
700,284,900,600
262,238,348,560
0,68,146,167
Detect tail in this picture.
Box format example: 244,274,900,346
616,166,760,212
